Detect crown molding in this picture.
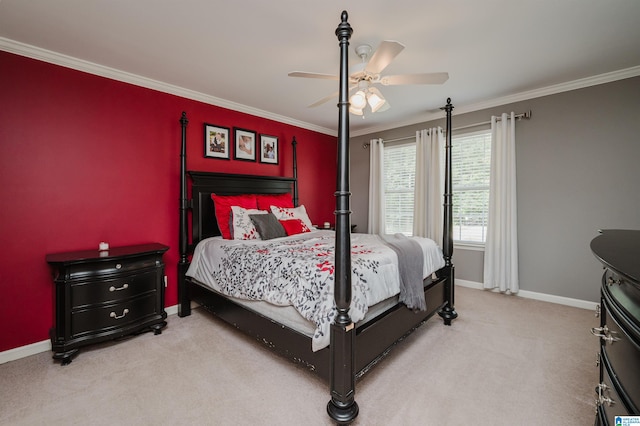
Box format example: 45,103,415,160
0,37,335,136
351,65,640,137
2,37,638,139
454,66,640,115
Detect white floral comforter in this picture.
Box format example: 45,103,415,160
186,230,444,351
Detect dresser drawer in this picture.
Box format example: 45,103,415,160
598,358,633,425
604,269,640,332
600,302,640,413
71,293,158,337
70,269,159,307
66,256,159,279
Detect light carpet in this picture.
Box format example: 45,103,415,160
0,286,598,425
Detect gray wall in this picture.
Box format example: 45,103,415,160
350,76,640,302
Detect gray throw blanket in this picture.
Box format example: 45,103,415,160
379,233,426,311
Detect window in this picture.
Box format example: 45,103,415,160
452,130,491,244
383,142,416,236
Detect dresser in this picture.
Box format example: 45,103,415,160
590,230,640,424
46,243,169,365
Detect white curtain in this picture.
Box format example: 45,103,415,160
413,128,444,245
367,138,386,234
483,113,519,293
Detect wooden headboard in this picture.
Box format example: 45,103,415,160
188,171,296,245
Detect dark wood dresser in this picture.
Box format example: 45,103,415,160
590,230,640,424
46,243,169,365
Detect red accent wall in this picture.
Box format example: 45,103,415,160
0,51,337,352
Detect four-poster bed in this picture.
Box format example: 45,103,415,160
177,11,457,424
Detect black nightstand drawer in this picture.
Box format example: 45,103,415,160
71,269,159,307
46,243,167,280
66,255,159,279
71,293,158,337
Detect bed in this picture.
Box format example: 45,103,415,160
177,11,457,424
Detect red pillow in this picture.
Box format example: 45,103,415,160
256,193,294,210
211,194,257,239
279,218,311,236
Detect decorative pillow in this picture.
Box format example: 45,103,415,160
270,204,314,230
256,193,294,210
211,194,257,239
231,206,267,240
279,218,311,236
249,213,286,240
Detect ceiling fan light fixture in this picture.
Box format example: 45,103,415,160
376,100,391,112
349,105,364,115
350,90,367,109
367,91,386,113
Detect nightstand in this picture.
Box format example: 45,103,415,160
46,243,169,365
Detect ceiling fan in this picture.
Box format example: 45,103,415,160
288,41,449,115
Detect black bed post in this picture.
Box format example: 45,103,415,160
292,136,299,207
327,10,359,425
438,98,458,325
178,111,191,317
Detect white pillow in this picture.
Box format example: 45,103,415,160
269,205,314,231
231,206,268,240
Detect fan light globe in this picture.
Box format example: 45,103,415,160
349,105,364,116
350,91,367,109
367,92,386,112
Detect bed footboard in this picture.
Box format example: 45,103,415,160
183,268,450,383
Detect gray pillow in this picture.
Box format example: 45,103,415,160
250,213,286,240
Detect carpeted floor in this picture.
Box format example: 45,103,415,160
0,286,598,425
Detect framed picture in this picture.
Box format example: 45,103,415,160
204,123,230,159
234,128,256,161
260,134,279,164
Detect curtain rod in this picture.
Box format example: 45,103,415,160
362,110,532,148
452,110,532,132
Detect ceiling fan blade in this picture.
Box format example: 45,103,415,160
307,84,357,107
379,72,449,86
308,90,339,107
365,41,405,75
288,71,338,80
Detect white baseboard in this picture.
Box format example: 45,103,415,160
455,279,599,311
0,303,184,365
0,340,52,365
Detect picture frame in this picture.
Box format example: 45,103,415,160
259,135,279,164
204,123,230,159
234,128,256,161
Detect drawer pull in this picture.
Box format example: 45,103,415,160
596,383,615,407
590,326,620,344
606,276,621,286
109,283,129,292
115,263,122,270
110,308,129,320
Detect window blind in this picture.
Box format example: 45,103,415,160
383,143,416,236
452,130,491,244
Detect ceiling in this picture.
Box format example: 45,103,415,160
1,0,639,136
